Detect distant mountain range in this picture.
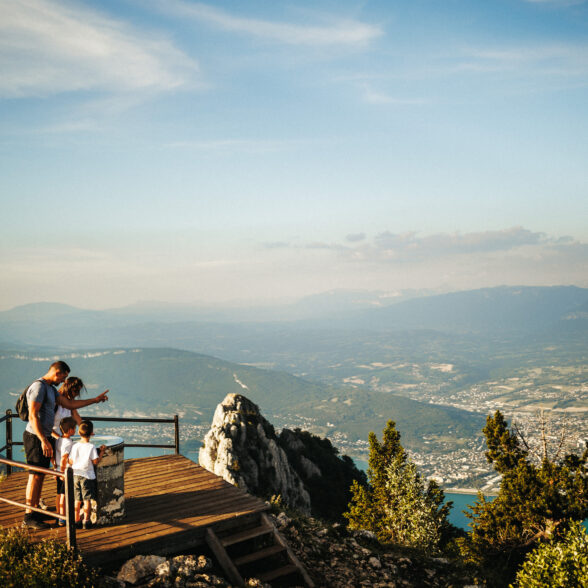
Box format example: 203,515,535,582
2,285,586,458
1,286,586,351
337,285,588,334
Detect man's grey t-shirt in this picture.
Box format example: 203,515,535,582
25,380,58,437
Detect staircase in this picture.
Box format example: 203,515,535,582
206,513,314,587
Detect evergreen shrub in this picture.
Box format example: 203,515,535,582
511,521,588,588
344,420,453,552
0,527,97,588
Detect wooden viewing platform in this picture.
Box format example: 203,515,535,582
0,408,314,586
0,454,314,586
0,454,268,567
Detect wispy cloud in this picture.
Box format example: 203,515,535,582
165,138,299,153
159,0,382,46
454,43,588,80
345,233,366,243
264,228,588,290
0,0,198,98
360,83,429,106
523,0,586,5
370,227,547,260
275,227,583,264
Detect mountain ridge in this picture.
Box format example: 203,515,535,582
2,285,586,333
0,346,484,455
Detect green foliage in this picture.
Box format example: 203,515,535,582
279,428,367,522
0,527,98,588
511,521,588,588
344,420,454,553
483,410,527,473
466,411,588,585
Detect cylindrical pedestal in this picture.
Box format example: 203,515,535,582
94,435,125,525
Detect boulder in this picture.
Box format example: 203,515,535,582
199,394,311,514
117,555,166,585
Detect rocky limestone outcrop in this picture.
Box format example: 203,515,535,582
199,394,311,514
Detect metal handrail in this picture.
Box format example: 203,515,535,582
1,411,180,475
0,411,181,552
0,457,77,549
79,415,180,453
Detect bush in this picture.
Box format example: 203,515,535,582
344,420,453,553
0,527,98,587
511,521,588,588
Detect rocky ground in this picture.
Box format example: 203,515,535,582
272,510,481,588
100,506,481,588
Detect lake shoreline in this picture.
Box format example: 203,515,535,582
445,487,497,496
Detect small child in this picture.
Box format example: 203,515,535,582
54,416,77,526
68,419,106,529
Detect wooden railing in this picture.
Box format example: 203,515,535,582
0,457,77,549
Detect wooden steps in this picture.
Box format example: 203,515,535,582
221,519,273,547
258,564,300,583
206,512,314,587
233,544,285,566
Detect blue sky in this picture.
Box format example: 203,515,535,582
1,0,588,310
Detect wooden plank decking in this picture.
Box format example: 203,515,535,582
0,454,269,569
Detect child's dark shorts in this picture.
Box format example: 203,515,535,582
73,475,97,502
56,476,65,495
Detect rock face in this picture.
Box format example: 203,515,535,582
199,394,311,514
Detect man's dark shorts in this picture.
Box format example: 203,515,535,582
23,430,55,470
74,475,97,502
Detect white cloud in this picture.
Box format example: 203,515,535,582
360,83,429,106
0,0,198,98
456,43,588,80
289,227,588,271
165,138,297,153
371,227,547,259
2,227,587,310
524,0,585,5
345,233,366,243
159,0,382,46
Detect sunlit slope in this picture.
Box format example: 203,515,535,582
0,347,482,451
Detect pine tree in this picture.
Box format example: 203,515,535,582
344,420,452,552
467,410,588,584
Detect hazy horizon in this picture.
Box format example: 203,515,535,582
2,1,588,311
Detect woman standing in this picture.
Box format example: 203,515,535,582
52,376,85,436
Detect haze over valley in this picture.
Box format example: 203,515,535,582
2,285,586,492
2,0,588,498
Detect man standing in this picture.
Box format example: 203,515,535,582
23,360,109,529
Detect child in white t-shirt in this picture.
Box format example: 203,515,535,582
54,416,77,526
68,419,106,529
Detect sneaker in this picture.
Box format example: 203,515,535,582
82,520,94,530
57,519,66,527
23,513,50,529
38,498,48,510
